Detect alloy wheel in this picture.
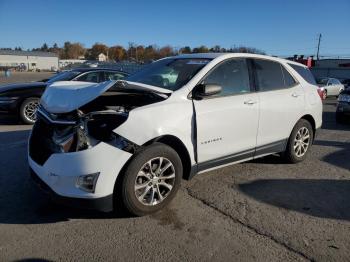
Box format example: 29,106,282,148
134,157,176,206
293,127,310,158
24,100,39,123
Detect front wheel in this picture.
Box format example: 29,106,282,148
283,119,314,163
19,97,40,124
120,143,182,216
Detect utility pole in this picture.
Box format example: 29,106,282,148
316,33,322,60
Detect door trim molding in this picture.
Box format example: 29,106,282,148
188,139,287,180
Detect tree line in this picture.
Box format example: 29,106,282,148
6,42,265,62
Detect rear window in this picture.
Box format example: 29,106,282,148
253,59,285,91
288,64,316,85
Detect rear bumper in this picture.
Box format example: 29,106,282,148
30,167,114,212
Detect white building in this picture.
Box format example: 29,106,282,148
98,53,107,62
59,59,87,69
0,50,59,71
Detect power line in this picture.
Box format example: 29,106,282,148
316,33,322,60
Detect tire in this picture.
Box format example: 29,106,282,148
283,119,314,163
120,142,182,216
323,90,327,100
19,97,40,124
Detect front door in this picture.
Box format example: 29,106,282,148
193,58,259,166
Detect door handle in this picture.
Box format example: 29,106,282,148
292,93,300,97
244,100,257,105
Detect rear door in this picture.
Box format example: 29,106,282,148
252,59,305,155
193,58,259,165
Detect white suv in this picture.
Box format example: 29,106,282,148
28,53,322,216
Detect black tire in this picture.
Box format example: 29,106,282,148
283,119,314,163
120,142,182,216
19,97,40,125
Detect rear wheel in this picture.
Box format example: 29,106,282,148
283,119,314,163
120,143,182,216
19,97,40,124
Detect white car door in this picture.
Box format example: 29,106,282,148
193,58,259,167
252,59,305,155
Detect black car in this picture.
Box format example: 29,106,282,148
0,68,128,124
336,88,350,124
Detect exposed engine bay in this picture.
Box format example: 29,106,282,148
29,85,168,165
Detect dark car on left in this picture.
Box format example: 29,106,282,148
0,68,128,124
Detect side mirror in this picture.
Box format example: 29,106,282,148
193,84,222,99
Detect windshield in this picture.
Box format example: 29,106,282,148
47,71,81,83
126,58,211,91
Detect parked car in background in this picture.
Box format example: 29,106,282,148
336,89,350,123
316,77,345,99
0,68,128,124
28,53,322,216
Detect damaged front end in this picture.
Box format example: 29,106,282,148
29,80,169,166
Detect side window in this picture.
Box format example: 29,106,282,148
203,58,250,96
288,64,316,85
105,71,126,81
281,66,297,87
253,59,285,91
76,72,101,83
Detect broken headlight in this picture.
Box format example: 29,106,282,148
85,111,128,142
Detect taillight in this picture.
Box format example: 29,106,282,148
317,88,324,100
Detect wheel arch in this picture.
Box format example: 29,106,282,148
143,135,193,180
300,114,316,142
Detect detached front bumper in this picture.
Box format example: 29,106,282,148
28,142,132,212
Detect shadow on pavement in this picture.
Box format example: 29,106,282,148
322,111,350,131
0,114,20,125
239,179,350,221
314,140,350,171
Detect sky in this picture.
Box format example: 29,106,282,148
0,0,349,57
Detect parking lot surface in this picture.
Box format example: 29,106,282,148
0,74,349,261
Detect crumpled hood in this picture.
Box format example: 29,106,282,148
41,81,115,113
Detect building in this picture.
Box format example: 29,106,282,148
97,53,107,62
0,50,59,71
59,59,87,69
314,59,350,68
